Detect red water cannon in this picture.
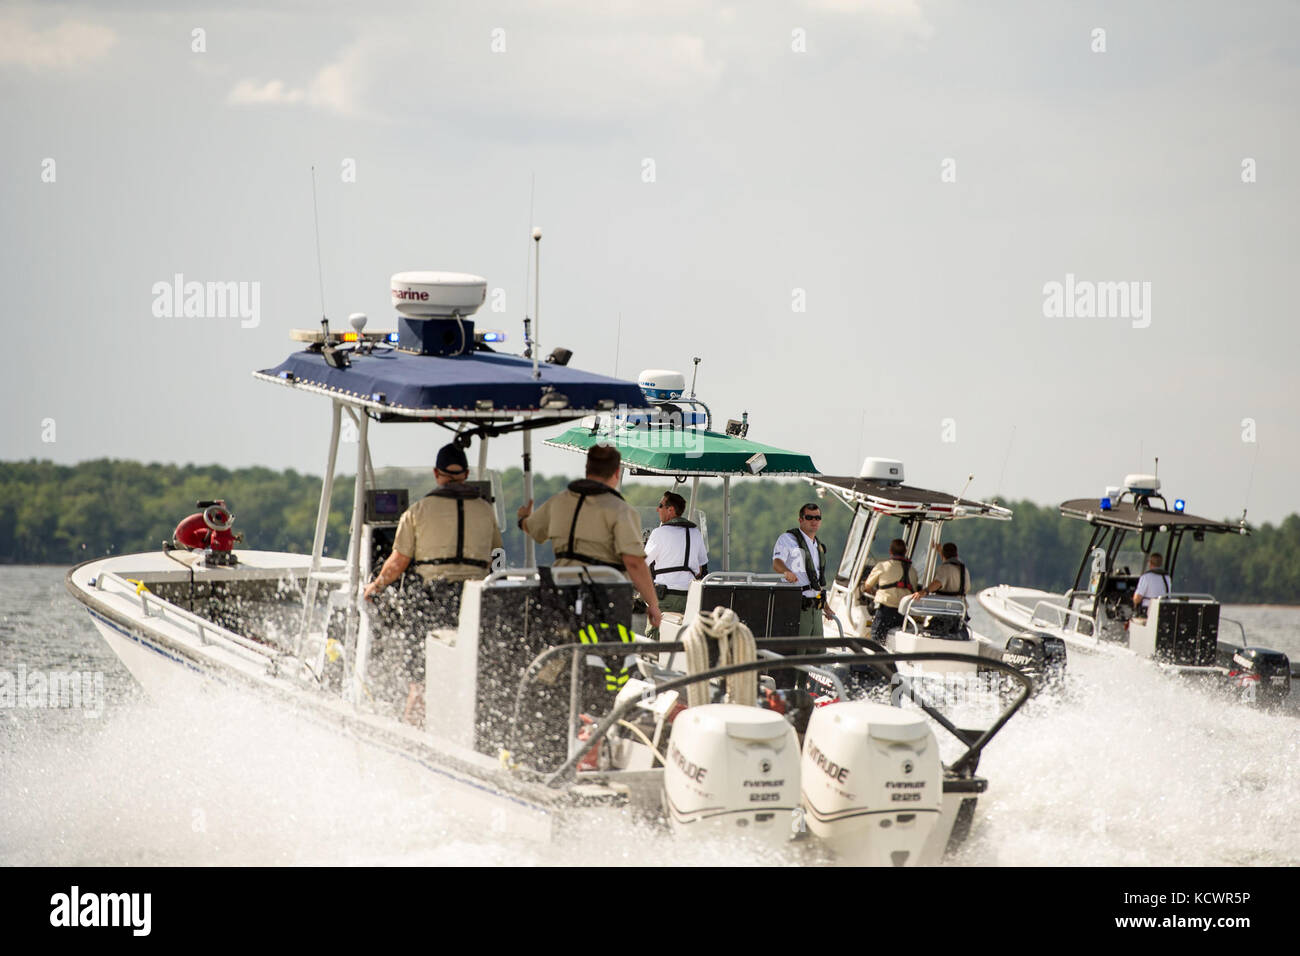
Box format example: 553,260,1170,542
172,500,242,564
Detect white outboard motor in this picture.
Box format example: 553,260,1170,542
663,704,801,848
800,701,942,866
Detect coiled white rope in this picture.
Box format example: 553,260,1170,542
682,606,758,708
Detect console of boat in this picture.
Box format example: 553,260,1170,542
66,268,1036,862
978,473,1293,704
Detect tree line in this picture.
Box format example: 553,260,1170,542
2,459,1296,604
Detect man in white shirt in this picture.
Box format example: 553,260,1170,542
1132,553,1172,618
772,503,834,637
644,491,708,638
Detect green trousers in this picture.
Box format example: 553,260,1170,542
798,603,825,637
647,591,688,641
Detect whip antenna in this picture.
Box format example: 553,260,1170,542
311,166,327,332
995,425,1015,500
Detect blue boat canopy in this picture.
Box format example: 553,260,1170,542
255,346,649,429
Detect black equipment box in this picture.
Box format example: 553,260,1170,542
473,570,634,769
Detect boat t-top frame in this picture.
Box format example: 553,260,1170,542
253,316,650,696
1058,488,1249,617
809,474,1011,634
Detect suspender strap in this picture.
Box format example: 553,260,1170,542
411,492,489,568
786,528,826,596
651,523,697,578
935,559,967,597
553,481,627,569
890,558,914,591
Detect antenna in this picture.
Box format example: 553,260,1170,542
522,174,535,359
531,226,542,380
311,166,327,333
1154,455,1159,478
955,472,975,508
995,425,1016,499
1241,441,1260,528
689,357,701,399
614,312,622,377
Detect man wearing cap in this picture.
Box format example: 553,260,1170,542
364,443,502,722
516,444,662,630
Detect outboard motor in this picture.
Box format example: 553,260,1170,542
664,704,801,848
1001,631,1068,690
800,701,942,867
1227,647,1292,705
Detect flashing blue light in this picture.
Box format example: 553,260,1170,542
1174,498,1185,512
1100,497,1112,511
386,332,399,343
480,331,506,343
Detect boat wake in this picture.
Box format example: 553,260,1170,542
956,650,1300,866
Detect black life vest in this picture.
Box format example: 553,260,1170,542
785,527,827,597
553,479,627,570
934,558,967,597
887,557,914,591
409,484,491,569
649,517,703,580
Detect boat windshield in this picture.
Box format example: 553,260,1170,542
837,507,870,578
1112,549,1149,577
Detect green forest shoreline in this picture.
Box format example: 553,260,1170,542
4,458,1298,604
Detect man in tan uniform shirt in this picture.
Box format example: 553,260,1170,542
516,444,662,629
364,443,502,722
917,541,972,610
862,537,919,643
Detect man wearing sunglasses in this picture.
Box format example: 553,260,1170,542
772,503,834,638
364,443,503,723
644,490,709,638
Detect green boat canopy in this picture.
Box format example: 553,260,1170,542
544,423,819,477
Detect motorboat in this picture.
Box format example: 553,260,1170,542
810,459,1068,691
978,473,1293,705
66,268,1036,863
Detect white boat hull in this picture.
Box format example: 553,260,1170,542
68,554,559,843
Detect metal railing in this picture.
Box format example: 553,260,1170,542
515,641,1034,788
93,570,283,670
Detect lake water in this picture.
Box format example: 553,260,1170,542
2,565,1297,865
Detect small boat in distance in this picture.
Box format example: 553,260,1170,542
978,473,1294,705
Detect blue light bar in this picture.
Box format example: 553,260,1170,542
1174,498,1185,512
387,332,399,343
479,331,507,343
1100,497,1112,511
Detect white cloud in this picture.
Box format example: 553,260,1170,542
307,42,372,116
226,78,306,106
0,14,116,69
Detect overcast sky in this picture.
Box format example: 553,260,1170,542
2,0,1296,523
